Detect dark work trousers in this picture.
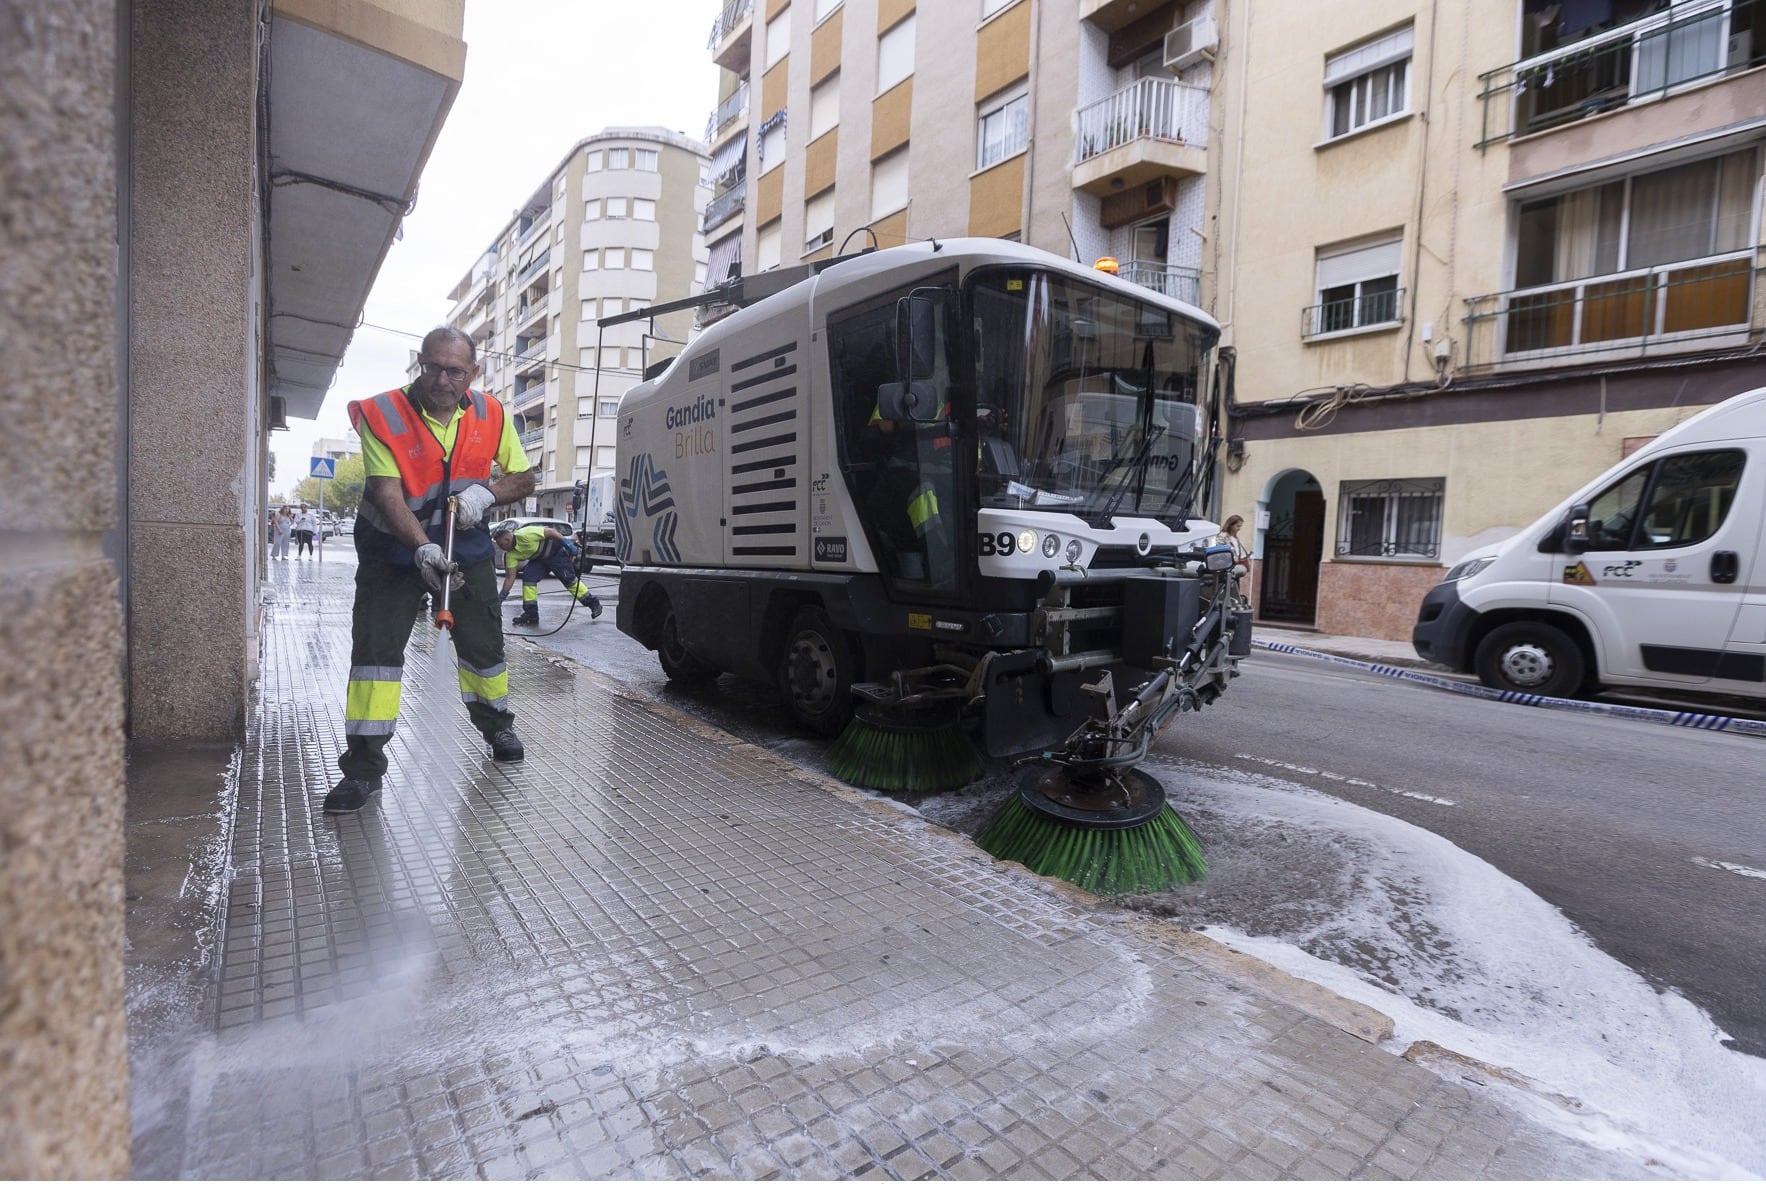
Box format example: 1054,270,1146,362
338,557,513,781
521,539,596,600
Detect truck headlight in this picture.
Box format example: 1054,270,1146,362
1064,539,1082,564
1017,529,1037,555
1042,533,1060,558
1444,555,1496,582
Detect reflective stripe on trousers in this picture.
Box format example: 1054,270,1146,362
456,657,508,711
344,664,403,736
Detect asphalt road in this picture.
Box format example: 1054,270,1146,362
523,579,1766,1058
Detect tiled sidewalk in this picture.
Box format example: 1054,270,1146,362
126,558,1657,1179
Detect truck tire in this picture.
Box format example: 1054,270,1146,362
1474,621,1585,698
778,606,853,736
657,605,717,685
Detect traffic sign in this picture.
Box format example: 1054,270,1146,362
309,456,336,480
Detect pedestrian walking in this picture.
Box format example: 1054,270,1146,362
323,327,536,816
492,520,603,627
271,506,293,559
293,504,318,558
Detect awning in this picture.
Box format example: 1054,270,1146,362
709,136,747,186
705,234,743,290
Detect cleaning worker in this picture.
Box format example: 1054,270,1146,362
323,326,537,816
493,519,603,626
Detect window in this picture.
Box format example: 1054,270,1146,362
977,87,1028,171
604,247,627,269
1582,450,1744,551
1325,26,1412,139
553,176,566,200
579,347,598,368
805,189,835,250
1337,478,1443,559
607,147,631,170
877,15,915,93
765,8,790,67
585,149,603,171
631,248,655,271
579,302,596,322
605,196,629,220
982,0,1017,16
1309,236,1402,335
759,113,787,173
809,74,840,140
757,221,782,271
635,148,658,171
603,297,625,317
815,0,841,19
633,198,656,221
599,398,622,417
582,250,599,271
583,199,601,222
871,148,909,219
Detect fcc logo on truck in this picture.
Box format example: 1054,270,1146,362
813,536,848,564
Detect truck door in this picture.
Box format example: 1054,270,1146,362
1550,447,1752,686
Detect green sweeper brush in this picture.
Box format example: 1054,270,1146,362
826,690,986,793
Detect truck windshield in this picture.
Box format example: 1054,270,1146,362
968,269,1215,523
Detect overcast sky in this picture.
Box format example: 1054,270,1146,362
272,0,720,495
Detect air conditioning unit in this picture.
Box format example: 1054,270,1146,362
267,394,288,431
1100,176,1178,230
1164,15,1218,70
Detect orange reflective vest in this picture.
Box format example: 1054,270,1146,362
347,386,505,567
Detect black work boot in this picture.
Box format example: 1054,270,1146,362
510,609,539,627
485,728,524,763
579,593,603,620
323,776,382,815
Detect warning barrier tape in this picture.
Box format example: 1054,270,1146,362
1252,640,1766,739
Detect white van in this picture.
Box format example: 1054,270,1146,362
1413,387,1766,702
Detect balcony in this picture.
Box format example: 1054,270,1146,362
703,178,747,233
1476,2,1764,148
705,82,750,144
516,247,551,288
519,426,544,448
518,210,551,246
1463,253,1754,369
515,339,548,375
1121,261,1200,306
708,0,752,72
1072,78,1208,195
514,298,546,330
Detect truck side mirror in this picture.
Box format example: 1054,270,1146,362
895,294,939,381
1563,503,1591,555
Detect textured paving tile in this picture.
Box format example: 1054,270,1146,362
145,561,1661,1180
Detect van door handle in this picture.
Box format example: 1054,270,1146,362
1712,551,1739,584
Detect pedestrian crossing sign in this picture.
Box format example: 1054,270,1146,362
309,456,336,480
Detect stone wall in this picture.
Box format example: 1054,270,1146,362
0,0,131,1175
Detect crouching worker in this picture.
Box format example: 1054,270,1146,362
325,327,537,816
493,519,603,627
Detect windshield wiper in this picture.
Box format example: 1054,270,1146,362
1155,462,1199,529
1091,423,1164,529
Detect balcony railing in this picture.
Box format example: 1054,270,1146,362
705,83,750,143
1074,78,1209,165
1302,288,1404,339
518,212,551,245
516,248,551,286
707,0,752,49
1464,253,1754,368
1476,1,1762,148
703,179,747,233
1120,261,1200,306
515,299,545,327
519,426,543,448
517,339,546,362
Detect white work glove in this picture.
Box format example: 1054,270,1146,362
413,543,461,593
453,484,496,530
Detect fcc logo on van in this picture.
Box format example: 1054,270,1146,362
813,536,848,564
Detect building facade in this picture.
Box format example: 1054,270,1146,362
699,0,1217,312
1210,0,1766,640
446,128,709,520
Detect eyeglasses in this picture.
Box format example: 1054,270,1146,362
419,360,472,382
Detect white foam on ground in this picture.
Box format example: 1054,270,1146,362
1161,758,1766,1177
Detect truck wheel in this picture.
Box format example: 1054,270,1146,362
657,605,717,685
1474,621,1585,698
778,606,853,736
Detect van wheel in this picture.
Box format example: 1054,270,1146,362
1475,622,1585,698
656,604,717,685
777,606,854,736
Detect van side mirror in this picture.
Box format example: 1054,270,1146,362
876,379,942,423
895,294,939,381
1563,503,1590,555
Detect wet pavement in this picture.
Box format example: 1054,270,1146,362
125,556,1665,1179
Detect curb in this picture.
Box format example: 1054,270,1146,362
1253,639,1766,738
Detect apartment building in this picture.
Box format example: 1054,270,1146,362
1212,0,1766,640
699,0,1218,309
446,128,710,519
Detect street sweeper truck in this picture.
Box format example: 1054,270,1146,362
611,238,1247,815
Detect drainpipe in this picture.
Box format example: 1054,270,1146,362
1020,0,1044,243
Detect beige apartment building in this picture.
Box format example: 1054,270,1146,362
446,129,709,519
700,0,1217,307
1211,0,1766,640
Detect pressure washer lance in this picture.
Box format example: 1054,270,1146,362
433,495,459,632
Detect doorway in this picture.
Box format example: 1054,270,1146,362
1259,471,1325,624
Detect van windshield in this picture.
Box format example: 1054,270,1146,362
968,269,1215,523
